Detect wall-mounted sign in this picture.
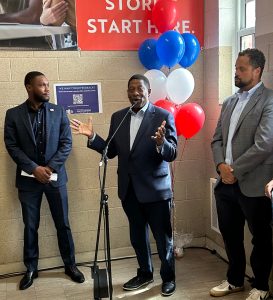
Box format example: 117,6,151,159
76,0,204,50
54,83,102,114
0,1,204,51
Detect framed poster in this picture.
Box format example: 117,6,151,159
54,83,102,114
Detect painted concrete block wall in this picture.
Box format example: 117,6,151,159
203,0,223,249
0,49,205,273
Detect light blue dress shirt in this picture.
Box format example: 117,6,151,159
130,101,149,150
225,81,262,165
88,102,149,146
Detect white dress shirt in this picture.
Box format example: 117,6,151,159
130,101,149,150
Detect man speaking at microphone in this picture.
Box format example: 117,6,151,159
70,74,177,296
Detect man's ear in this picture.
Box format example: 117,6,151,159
148,88,151,97
255,66,262,79
25,84,32,92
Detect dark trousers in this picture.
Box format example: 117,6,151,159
122,182,175,283
18,184,75,271
215,181,272,290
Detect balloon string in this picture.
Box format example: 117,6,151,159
179,137,187,161
171,137,187,255
171,137,187,191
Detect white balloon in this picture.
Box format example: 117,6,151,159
166,68,195,104
144,69,167,103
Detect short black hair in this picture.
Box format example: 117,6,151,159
128,74,150,89
238,48,266,78
24,71,45,86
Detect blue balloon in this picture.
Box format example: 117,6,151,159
138,39,163,70
156,30,185,68
179,33,200,68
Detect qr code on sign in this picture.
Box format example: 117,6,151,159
73,94,83,105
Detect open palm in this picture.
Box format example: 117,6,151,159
70,117,93,137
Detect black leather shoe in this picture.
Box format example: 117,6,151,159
19,270,38,290
161,281,176,296
65,265,85,283
123,275,154,291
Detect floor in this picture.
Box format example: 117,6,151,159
0,248,266,300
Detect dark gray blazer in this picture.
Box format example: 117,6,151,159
211,83,273,197
4,101,72,190
88,103,177,203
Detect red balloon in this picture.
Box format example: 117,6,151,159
175,103,205,138
154,99,177,117
152,0,178,33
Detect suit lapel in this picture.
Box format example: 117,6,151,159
118,109,131,154
130,103,155,153
21,102,36,146
223,95,239,141
45,103,54,148
234,84,264,134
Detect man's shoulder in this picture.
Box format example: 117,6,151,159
47,102,61,108
251,84,273,106
152,104,170,115
223,93,237,104
263,86,273,97
113,106,131,117
6,101,26,114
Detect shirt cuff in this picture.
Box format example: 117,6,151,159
88,133,96,146
156,144,163,154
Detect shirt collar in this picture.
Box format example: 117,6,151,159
131,101,149,116
236,81,262,99
26,99,46,112
247,81,262,97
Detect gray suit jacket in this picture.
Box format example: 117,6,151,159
211,83,273,197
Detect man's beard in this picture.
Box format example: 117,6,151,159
34,94,50,103
235,78,251,88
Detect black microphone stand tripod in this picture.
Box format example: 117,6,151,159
91,104,135,300
92,144,112,300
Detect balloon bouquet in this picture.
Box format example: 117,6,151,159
138,0,205,258
138,0,205,139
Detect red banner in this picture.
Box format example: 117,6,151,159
76,0,204,51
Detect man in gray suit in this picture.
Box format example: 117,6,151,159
211,48,273,300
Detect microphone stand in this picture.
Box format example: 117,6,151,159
92,104,135,300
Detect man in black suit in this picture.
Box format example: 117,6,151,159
70,74,177,296
4,71,85,290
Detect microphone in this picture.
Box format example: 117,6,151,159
99,102,136,166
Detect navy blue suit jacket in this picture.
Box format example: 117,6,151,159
88,103,177,203
4,101,72,190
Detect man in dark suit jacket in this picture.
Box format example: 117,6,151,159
211,49,273,300
4,71,85,290
70,74,177,296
